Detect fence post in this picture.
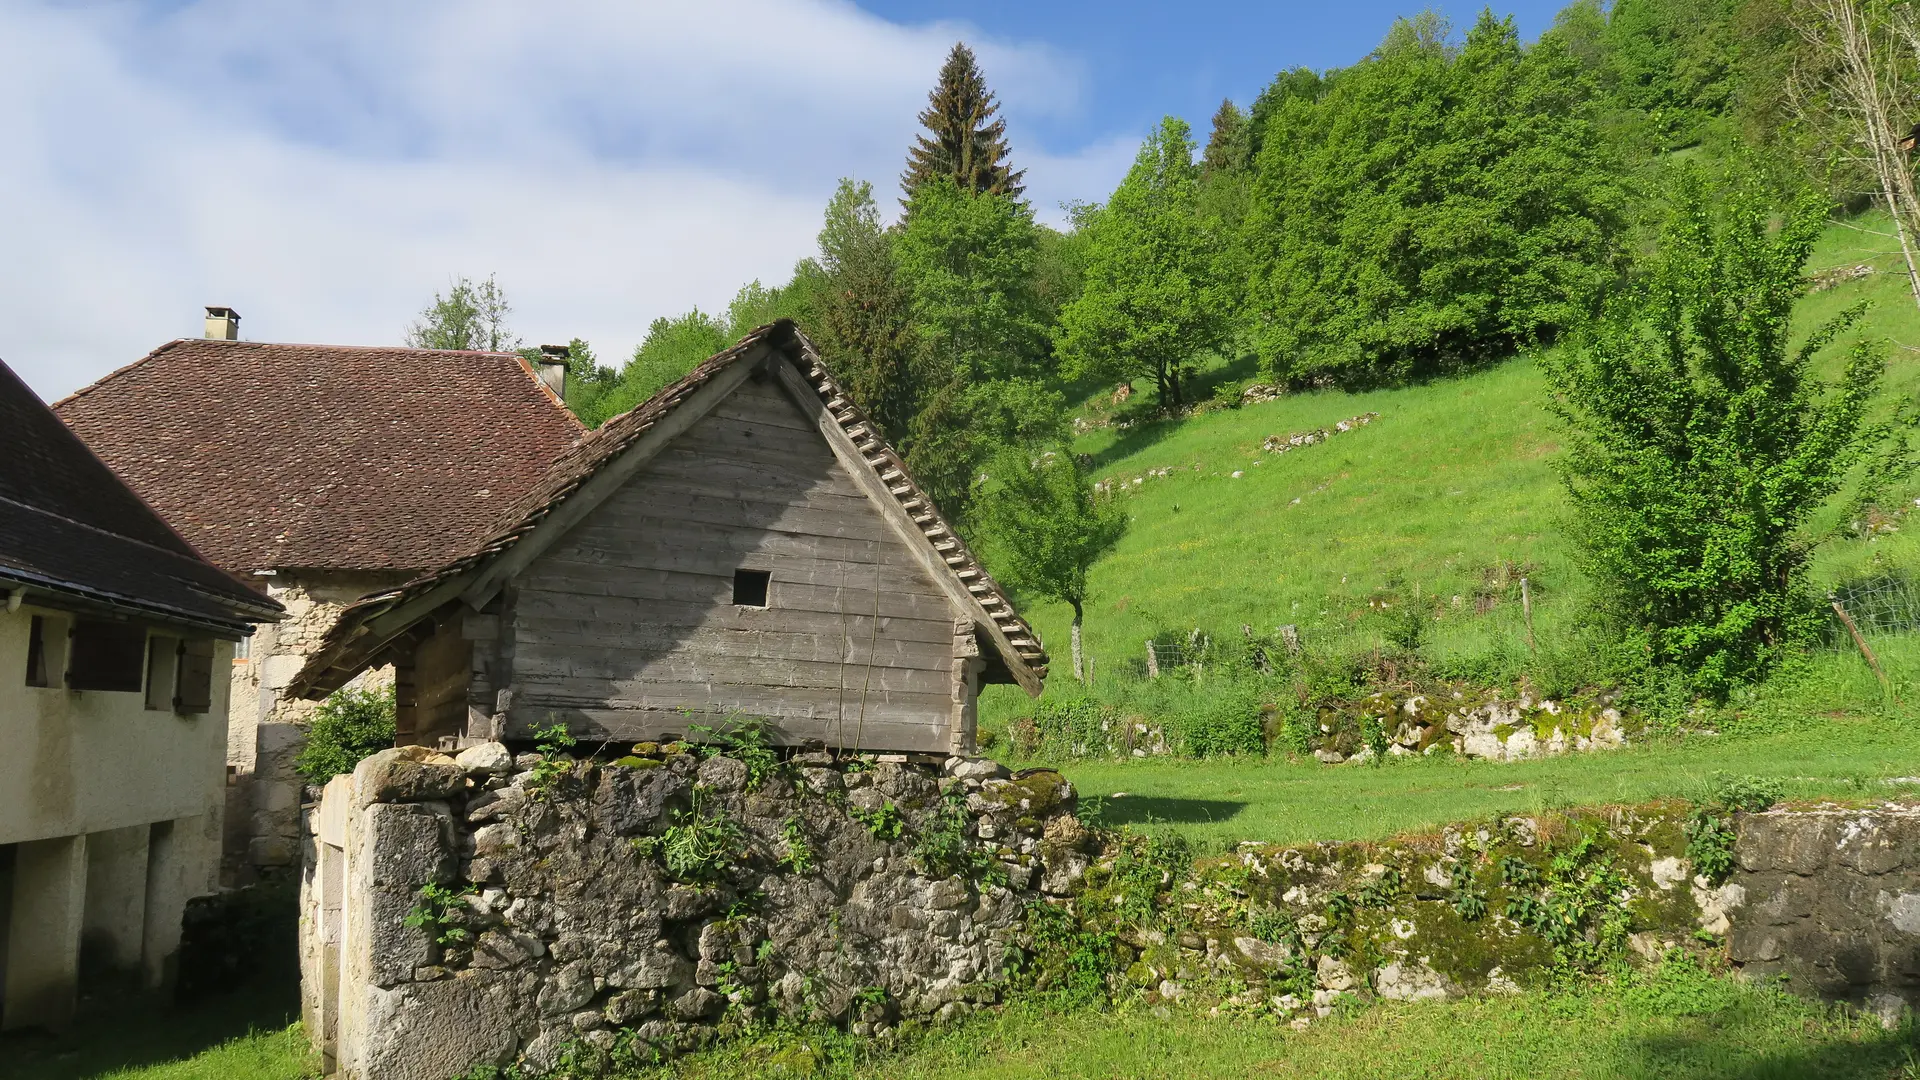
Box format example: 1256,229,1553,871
1145,641,1160,680
1831,594,1894,698
1520,577,1537,656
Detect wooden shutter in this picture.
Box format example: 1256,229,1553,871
67,620,146,692
174,638,216,713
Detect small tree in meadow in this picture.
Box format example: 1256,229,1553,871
1544,173,1901,694
973,447,1128,680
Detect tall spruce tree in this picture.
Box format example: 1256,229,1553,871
1200,99,1251,176
806,180,923,445
901,43,1026,201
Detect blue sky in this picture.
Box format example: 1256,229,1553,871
3,0,1570,399
860,0,1571,153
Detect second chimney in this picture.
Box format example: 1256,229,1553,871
535,344,569,399
204,306,240,341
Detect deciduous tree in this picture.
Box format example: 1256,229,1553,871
1544,173,1902,693
1058,117,1232,408
406,274,520,352
974,447,1127,680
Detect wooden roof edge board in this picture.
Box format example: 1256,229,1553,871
769,342,1045,698
285,319,1047,702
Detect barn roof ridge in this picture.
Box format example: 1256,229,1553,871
287,319,1047,700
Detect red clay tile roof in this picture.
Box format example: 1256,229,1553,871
55,339,585,573
1,357,280,633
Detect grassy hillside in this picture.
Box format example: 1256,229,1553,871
981,214,1920,729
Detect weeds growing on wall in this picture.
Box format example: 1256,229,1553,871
631,784,746,885
522,724,581,801
690,716,781,792
1685,773,1785,884
294,684,396,783
405,883,477,949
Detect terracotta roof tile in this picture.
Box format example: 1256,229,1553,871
55,339,585,573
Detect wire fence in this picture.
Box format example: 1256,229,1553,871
1832,573,1920,635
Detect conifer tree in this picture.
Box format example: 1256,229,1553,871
1200,99,1251,176
901,43,1026,201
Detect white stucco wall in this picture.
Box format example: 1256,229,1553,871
0,605,231,849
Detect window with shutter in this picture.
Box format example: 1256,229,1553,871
146,635,180,710
25,615,51,687
175,638,215,713
68,620,146,692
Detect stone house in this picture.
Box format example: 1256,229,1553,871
290,320,1047,753
0,356,281,1030
56,309,583,879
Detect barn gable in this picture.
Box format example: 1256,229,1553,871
289,322,1046,755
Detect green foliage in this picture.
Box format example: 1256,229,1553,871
894,177,1060,517
632,785,745,886
573,309,732,427
974,446,1128,675
1544,173,1900,693
690,716,779,792
900,42,1025,201
851,802,905,841
1058,116,1233,409
778,815,814,875
294,684,396,784
523,724,578,802
404,883,476,948
912,787,1001,883
802,179,925,446
1022,901,1120,1006
1172,682,1265,757
1106,830,1193,925
405,273,520,352
1686,772,1785,883
1245,12,1626,386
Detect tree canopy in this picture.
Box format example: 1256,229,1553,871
1245,12,1627,386
405,274,520,352
1058,117,1233,407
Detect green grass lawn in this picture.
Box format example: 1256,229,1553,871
1055,720,1920,848
0,989,304,1080
40,961,1920,1080
642,958,1914,1080
979,212,1920,730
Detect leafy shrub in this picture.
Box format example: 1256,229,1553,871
1172,683,1265,756
1013,695,1117,759
294,684,396,784
1686,773,1784,884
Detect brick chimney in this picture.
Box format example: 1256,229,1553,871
204,306,240,341
535,344,568,399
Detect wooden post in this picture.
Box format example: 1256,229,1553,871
1520,577,1537,656
1145,641,1160,680
1831,595,1894,696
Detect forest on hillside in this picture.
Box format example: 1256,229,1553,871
406,0,1920,712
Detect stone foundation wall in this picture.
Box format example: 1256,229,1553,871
302,744,1085,1079
1728,804,1920,1022
227,571,404,882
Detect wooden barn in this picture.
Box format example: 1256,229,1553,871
289,321,1046,755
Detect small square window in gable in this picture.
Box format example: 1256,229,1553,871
733,569,771,608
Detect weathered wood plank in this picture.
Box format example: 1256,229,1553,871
512,679,950,721
511,616,957,666
583,490,900,545
515,565,941,613
635,452,866,500
505,704,949,752
511,646,954,695
556,514,914,570
604,474,875,520
526,545,944,595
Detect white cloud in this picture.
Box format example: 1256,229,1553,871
0,0,1131,399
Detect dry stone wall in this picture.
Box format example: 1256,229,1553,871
303,743,1088,1079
